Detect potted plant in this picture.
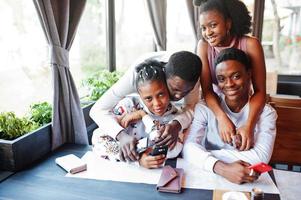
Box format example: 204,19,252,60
81,70,122,141
0,102,52,171
0,70,122,171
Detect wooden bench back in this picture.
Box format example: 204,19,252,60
269,96,301,167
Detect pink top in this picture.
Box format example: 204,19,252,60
207,36,248,85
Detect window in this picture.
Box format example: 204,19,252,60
262,0,301,75
70,0,106,97
115,0,153,71
0,1,50,115
166,0,195,52
0,1,107,115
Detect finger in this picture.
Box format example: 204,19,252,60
220,132,227,143
130,141,139,160
124,146,137,161
245,139,251,151
169,141,176,150
148,154,165,161
225,132,232,144
157,126,165,137
147,157,165,167
154,137,164,144
120,118,127,128
239,160,251,167
230,129,236,137
239,136,247,151
243,175,258,183
156,136,171,146
161,126,170,138
119,149,126,162
124,120,129,128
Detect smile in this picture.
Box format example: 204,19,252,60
207,36,217,43
224,89,239,96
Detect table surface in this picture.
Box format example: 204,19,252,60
0,144,280,200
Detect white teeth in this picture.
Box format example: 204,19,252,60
207,36,216,43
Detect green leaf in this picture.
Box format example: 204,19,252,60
81,70,122,101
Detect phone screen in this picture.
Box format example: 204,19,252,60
149,145,168,156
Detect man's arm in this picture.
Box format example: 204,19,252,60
211,104,277,165
182,103,219,172
183,104,276,184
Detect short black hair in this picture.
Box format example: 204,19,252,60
214,48,251,71
197,0,252,37
135,59,166,90
165,51,201,84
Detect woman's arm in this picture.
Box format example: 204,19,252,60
237,37,266,151
198,40,236,144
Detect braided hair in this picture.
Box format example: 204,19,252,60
135,59,166,90
195,0,252,37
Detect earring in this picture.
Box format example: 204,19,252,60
227,29,230,37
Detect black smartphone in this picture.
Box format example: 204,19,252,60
149,145,168,156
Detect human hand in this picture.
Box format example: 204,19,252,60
155,120,181,150
213,160,259,184
139,148,166,169
217,115,236,144
119,110,146,128
236,124,254,151
117,131,139,162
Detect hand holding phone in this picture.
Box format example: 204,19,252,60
248,162,272,173
149,145,168,156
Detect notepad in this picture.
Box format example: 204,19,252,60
55,154,87,174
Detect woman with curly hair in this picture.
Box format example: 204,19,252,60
195,0,266,151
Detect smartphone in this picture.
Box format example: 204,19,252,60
149,145,168,156
248,162,272,173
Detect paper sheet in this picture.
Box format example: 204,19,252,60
66,151,162,184
66,151,279,194
176,158,279,194
273,169,301,200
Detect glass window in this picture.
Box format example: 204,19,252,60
0,1,106,115
0,1,50,115
262,0,301,75
115,0,153,71
70,0,106,97
166,0,195,52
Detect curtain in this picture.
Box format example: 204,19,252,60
146,0,167,51
33,0,88,150
186,0,201,52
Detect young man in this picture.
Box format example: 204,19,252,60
90,51,201,162
183,48,277,184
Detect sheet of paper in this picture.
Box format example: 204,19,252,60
66,151,162,184
66,151,279,194
176,158,279,194
274,169,301,200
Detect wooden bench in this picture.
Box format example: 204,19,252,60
268,95,301,170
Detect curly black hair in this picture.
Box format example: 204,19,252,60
214,48,251,71
196,0,252,37
135,59,166,90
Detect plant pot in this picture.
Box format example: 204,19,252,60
0,123,51,171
